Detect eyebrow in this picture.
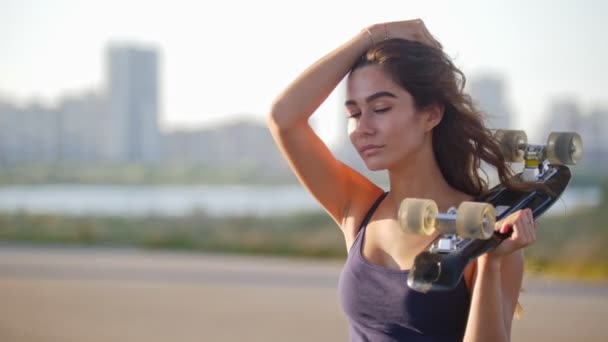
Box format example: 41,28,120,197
344,91,397,106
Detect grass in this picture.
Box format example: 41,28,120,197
0,210,345,259
0,175,606,282
522,177,608,281
0,163,297,185
1,199,608,282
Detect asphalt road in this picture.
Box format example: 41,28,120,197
0,245,606,342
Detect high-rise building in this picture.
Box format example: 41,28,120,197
106,44,161,162
469,74,513,130
580,107,608,166
539,98,582,138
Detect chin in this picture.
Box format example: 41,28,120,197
361,158,389,171
366,165,385,171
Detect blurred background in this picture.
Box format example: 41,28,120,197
0,0,606,341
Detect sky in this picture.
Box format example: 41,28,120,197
1,0,606,143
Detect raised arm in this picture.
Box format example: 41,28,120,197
267,20,440,229
267,27,378,228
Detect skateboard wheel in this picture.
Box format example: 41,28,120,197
546,132,583,165
398,198,438,236
494,129,527,162
455,202,496,239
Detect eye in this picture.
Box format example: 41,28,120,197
348,112,361,119
374,107,391,113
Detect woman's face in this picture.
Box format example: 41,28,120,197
345,65,434,171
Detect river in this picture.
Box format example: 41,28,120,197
0,184,601,217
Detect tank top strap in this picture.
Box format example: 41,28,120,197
359,191,389,231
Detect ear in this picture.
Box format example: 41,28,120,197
423,103,444,132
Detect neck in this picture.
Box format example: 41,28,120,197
385,144,470,212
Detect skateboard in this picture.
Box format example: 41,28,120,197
398,130,583,293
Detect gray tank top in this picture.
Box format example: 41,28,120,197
338,192,470,341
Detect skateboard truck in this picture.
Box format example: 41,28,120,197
398,200,496,242
495,130,583,182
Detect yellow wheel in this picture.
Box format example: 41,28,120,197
455,202,496,239
546,132,583,165
494,129,527,162
398,198,438,236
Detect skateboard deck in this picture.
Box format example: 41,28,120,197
400,130,582,293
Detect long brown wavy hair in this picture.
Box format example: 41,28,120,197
351,38,525,197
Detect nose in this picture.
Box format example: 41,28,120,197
349,112,375,136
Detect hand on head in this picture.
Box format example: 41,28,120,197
364,19,442,50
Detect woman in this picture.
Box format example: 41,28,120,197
267,19,536,341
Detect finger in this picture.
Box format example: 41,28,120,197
422,28,441,49
513,210,531,245
408,19,433,46
518,224,532,248
413,18,424,27
418,21,441,49
526,209,536,243
508,219,521,239
513,216,534,248
424,32,441,49
516,214,530,244
523,222,533,246
497,221,512,235
530,219,538,244
417,20,442,49
526,209,534,225
520,215,533,246
524,218,535,246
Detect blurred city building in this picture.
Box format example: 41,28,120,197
57,91,108,161
468,74,513,130
106,44,161,163
0,43,162,165
0,100,59,163
0,50,605,177
538,98,583,135
586,107,608,162
163,119,290,178
539,98,608,168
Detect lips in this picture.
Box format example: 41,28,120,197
359,144,384,155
